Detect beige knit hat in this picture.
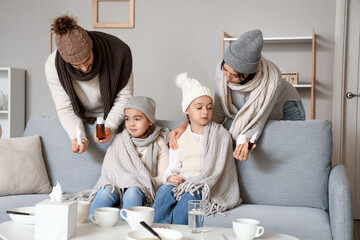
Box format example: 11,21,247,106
176,72,215,114
52,15,93,63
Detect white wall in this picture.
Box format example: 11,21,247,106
0,0,336,123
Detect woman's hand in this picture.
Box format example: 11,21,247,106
169,122,188,150
167,175,185,185
71,138,89,154
233,140,256,161
94,127,112,144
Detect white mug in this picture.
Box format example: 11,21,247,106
77,200,90,224
232,218,264,240
120,206,154,229
89,207,119,228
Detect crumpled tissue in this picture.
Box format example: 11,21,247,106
49,181,63,204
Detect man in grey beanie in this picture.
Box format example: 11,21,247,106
169,29,305,162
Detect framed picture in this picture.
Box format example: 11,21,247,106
281,72,299,85
93,0,135,28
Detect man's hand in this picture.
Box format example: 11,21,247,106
94,127,112,144
71,138,89,154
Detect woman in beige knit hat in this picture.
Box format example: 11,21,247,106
45,15,133,154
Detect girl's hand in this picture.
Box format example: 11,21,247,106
233,141,256,161
71,138,89,154
94,128,112,143
169,122,188,150
167,175,185,185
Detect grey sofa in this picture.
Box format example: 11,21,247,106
0,114,353,240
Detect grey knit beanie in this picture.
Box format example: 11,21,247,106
223,29,263,74
124,96,156,123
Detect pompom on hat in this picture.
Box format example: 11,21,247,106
223,29,263,74
124,96,156,124
176,72,215,114
51,15,93,63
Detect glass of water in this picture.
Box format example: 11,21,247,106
188,200,205,233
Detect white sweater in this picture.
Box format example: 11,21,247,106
45,50,134,141
162,126,203,183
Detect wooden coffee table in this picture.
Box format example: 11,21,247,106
0,220,300,240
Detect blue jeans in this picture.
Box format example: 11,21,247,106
282,101,306,120
89,185,145,217
152,184,202,225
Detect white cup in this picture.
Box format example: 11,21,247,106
89,207,119,228
232,218,264,240
77,200,90,224
120,206,154,229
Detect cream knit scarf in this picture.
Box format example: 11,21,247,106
66,126,169,206
173,121,242,216
219,56,280,140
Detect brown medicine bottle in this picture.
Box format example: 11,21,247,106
96,116,106,140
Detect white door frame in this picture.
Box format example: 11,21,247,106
332,0,348,167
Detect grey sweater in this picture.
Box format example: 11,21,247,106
213,62,301,138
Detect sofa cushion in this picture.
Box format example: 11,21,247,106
236,120,332,211
205,204,332,240
0,135,52,196
23,115,110,194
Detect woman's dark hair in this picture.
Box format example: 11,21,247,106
221,60,242,79
221,60,256,83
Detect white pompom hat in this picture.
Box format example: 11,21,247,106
175,72,215,114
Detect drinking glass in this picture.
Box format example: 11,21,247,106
188,200,205,233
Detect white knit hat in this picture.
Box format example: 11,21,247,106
175,72,215,114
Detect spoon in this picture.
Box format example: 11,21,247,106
140,221,162,240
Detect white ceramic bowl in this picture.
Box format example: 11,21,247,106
7,207,35,225
127,228,182,240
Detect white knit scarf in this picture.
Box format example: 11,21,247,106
66,126,169,206
173,121,242,216
219,56,281,140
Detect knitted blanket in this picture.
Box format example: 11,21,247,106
218,56,281,140
173,121,242,216
67,128,168,206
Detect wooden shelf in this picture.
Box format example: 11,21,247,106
293,84,312,88
224,36,313,44
222,29,316,119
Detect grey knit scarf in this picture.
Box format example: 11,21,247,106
173,121,242,216
131,126,169,177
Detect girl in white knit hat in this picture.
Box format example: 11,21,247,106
152,73,241,225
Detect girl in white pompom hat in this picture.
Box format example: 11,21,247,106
152,73,241,225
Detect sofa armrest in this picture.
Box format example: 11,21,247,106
329,164,353,240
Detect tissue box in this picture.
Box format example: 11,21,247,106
34,199,78,240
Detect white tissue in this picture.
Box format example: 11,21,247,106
49,181,63,204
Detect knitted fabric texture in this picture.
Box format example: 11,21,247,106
224,29,263,74
176,72,215,114
173,121,242,216
218,56,281,140
55,31,132,123
55,26,93,64
66,126,169,205
124,96,156,124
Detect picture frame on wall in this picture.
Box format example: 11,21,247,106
93,0,134,28
281,72,299,85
